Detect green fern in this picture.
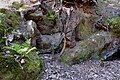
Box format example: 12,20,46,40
3,40,36,57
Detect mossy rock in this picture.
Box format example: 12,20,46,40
0,8,20,37
59,32,112,65
76,18,95,40
0,51,43,80
109,17,120,37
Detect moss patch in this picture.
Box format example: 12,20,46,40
77,21,93,40
0,9,20,37
59,53,73,65
0,50,43,80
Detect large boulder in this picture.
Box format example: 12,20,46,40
59,31,112,65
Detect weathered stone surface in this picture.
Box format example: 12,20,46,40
60,31,112,65
36,33,62,53
75,15,97,40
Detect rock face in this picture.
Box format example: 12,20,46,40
23,0,117,65
60,32,112,65
28,1,98,49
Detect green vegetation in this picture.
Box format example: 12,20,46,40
77,22,93,40
0,9,20,44
11,2,24,10
0,8,43,80
47,10,58,22
59,54,73,65
0,13,6,37
108,17,120,37
3,40,36,58
0,40,43,80
98,0,107,3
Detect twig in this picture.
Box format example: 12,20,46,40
58,33,66,57
58,6,73,57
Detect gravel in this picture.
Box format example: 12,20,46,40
39,54,120,80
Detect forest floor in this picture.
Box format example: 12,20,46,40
40,54,120,80
39,0,120,80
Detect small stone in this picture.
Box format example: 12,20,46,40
6,65,8,68
30,0,38,3
96,34,100,36
21,59,25,64
6,51,10,54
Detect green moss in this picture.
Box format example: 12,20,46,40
0,40,44,80
59,54,73,65
0,9,20,37
0,50,43,80
59,50,88,65
78,54,87,62
78,22,92,40
108,17,120,37
23,52,43,80
0,52,24,80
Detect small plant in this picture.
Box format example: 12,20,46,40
11,2,24,10
1,40,43,80
47,10,58,22
108,17,120,27
0,37,6,44
78,55,87,62
108,17,120,37
3,40,36,58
